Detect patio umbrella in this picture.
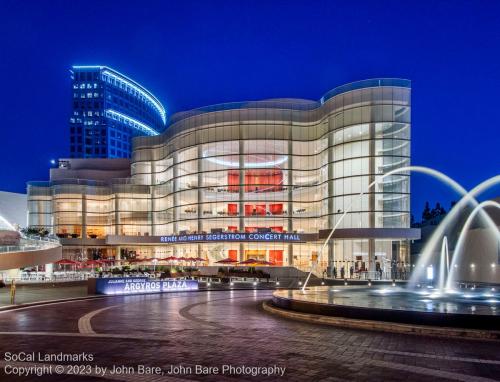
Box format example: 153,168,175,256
238,258,259,265
215,258,238,264
165,256,177,261
54,259,80,265
194,257,206,262
83,259,103,271
54,259,80,272
257,260,275,266
127,258,147,263
84,259,103,266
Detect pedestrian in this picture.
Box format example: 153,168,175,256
333,266,337,279
350,266,354,279
340,266,345,279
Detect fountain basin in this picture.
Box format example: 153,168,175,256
273,286,500,330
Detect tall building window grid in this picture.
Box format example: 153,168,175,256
69,66,165,159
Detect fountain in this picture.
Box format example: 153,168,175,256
302,166,497,292
275,169,500,332
409,175,500,288
445,200,500,290
437,236,449,292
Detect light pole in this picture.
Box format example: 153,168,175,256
152,258,158,275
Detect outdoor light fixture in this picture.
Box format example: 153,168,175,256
321,281,325,286
470,263,475,268
253,281,257,286
298,281,302,286
230,282,234,286
276,281,280,286
207,282,211,287
491,263,496,268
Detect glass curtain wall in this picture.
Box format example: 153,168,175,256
28,81,411,275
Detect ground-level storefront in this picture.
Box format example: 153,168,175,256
59,229,419,279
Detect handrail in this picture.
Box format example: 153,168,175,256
0,235,61,254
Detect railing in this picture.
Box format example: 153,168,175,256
2,272,89,283
0,235,60,254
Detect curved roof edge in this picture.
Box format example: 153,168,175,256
320,78,411,104
72,65,166,124
167,78,410,126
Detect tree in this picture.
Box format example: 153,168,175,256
422,201,432,222
21,226,49,237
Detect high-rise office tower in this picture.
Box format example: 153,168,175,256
69,66,166,158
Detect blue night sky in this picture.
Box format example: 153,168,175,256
0,0,499,218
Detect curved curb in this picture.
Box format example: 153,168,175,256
262,300,500,341
0,287,276,312
0,295,107,312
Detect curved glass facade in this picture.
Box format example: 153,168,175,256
29,79,413,277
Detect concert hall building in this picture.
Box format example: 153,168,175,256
28,79,419,277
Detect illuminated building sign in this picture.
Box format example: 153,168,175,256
94,277,199,295
159,233,304,243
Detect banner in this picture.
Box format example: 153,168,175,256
94,277,199,295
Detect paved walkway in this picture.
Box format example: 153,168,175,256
0,290,499,381
0,284,87,307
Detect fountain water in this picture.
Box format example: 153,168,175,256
437,236,449,292
445,200,500,290
411,176,500,288
0,215,16,231
302,165,483,292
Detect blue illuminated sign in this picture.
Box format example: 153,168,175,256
95,277,199,295
159,233,303,243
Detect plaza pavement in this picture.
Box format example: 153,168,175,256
0,283,88,307
0,289,499,381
